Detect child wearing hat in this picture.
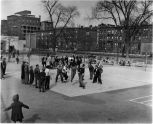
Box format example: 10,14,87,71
4,94,29,123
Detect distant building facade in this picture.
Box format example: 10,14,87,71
1,20,8,36
41,21,53,30
1,10,41,40
97,23,152,54
35,26,97,51
77,26,97,51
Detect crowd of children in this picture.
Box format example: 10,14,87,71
3,54,104,123
40,54,103,89
20,54,103,90
21,61,52,92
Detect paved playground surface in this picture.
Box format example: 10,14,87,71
50,65,152,97
2,55,152,97
1,55,152,123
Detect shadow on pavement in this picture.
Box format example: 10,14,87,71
24,114,41,123
50,83,57,89
72,81,79,85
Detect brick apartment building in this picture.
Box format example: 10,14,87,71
41,21,53,31
97,23,152,54
1,10,41,40
35,26,97,51
1,10,152,54
1,20,8,36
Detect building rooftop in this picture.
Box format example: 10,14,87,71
41,21,53,23
15,10,31,15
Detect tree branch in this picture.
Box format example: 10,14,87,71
56,14,72,38
55,11,62,28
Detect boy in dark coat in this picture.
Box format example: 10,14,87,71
39,68,46,92
42,57,46,67
1,60,4,79
4,94,29,123
24,63,29,84
2,58,6,75
21,61,25,83
93,64,103,84
34,64,40,88
78,64,85,89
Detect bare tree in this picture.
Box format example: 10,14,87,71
42,0,79,52
90,0,153,58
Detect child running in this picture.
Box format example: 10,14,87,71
4,94,29,123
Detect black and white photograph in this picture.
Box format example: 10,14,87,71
1,0,152,123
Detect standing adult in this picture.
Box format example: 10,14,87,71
97,65,103,84
34,64,40,88
45,65,50,90
50,55,55,68
39,68,46,92
88,62,94,80
70,59,77,82
76,56,82,68
93,65,98,83
62,64,68,82
1,59,4,79
42,57,46,67
78,63,85,89
21,61,26,84
46,55,51,67
29,66,34,86
55,62,63,83
93,64,103,84
2,58,7,75
24,62,29,84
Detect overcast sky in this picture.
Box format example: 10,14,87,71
1,0,105,26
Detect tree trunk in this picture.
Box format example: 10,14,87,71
122,45,125,57
124,31,131,59
125,44,130,59
52,31,57,54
